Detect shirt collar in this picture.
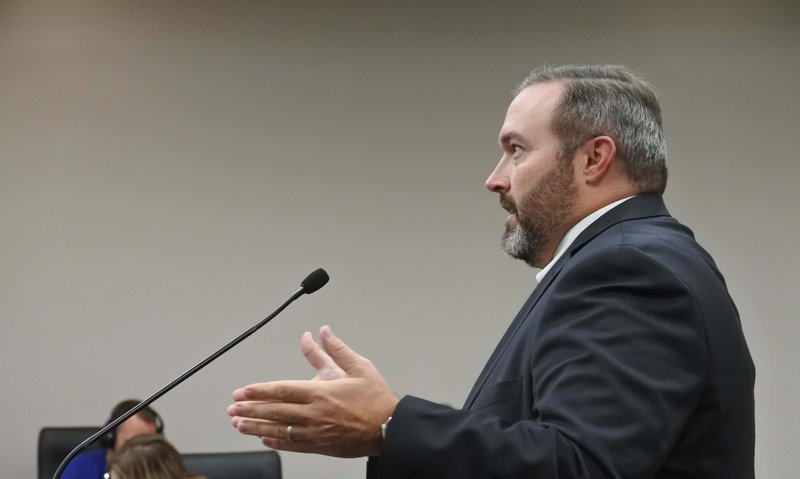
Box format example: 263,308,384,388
535,195,635,283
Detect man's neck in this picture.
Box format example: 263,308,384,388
534,195,636,280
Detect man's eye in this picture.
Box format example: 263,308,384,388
511,144,522,153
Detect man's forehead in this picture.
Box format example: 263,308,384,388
499,82,562,140
508,82,563,116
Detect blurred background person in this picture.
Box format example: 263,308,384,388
107,434,204,479
62,399,163,479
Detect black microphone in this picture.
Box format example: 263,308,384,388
300,267,329,294
52,268,330,479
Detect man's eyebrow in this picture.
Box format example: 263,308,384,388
499,131,522,145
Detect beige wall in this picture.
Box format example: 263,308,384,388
1,1,797,477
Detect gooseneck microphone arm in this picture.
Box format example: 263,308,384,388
52,268,330,479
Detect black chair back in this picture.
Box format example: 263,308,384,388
38,427,103,479
184,450,281,479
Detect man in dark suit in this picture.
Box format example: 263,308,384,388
228,64,755,478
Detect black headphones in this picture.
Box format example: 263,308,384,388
99,399,164,449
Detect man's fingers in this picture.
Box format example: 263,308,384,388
228,399,313,426
301,331,346,380
300,331,329,369
232,380,316,403
230,416,280,437
260,428,319,453
232,416,318,452
258,426,356,457
231,417,300,442
319,325,368,374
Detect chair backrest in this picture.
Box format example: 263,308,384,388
38,426,281,479
38,426,104,479
183,450,281,479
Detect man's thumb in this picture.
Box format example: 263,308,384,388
319,325,365,375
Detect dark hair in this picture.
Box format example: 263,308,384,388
516,64,668,194
100,399,164,448
109,400,161,428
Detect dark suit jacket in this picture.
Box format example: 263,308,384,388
374,194,755,478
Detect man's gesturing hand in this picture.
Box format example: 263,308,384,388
227,325,399,458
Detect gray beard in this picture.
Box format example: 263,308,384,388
501,221,543,268
498,159,577,268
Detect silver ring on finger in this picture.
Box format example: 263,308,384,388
286,424,294,442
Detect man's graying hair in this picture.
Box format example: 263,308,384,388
516,64,668,195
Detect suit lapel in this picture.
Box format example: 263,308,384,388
463,254,568,409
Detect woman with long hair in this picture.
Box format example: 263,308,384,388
106,434,204,479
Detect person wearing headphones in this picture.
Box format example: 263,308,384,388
62,399,164,479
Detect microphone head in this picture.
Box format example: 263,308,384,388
301,268,329,294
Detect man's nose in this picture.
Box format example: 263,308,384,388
485,160,510,193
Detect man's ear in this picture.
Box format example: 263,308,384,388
579,135,617,185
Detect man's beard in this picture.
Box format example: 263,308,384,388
500,160,577,268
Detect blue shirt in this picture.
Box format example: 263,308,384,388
61,448,108,479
